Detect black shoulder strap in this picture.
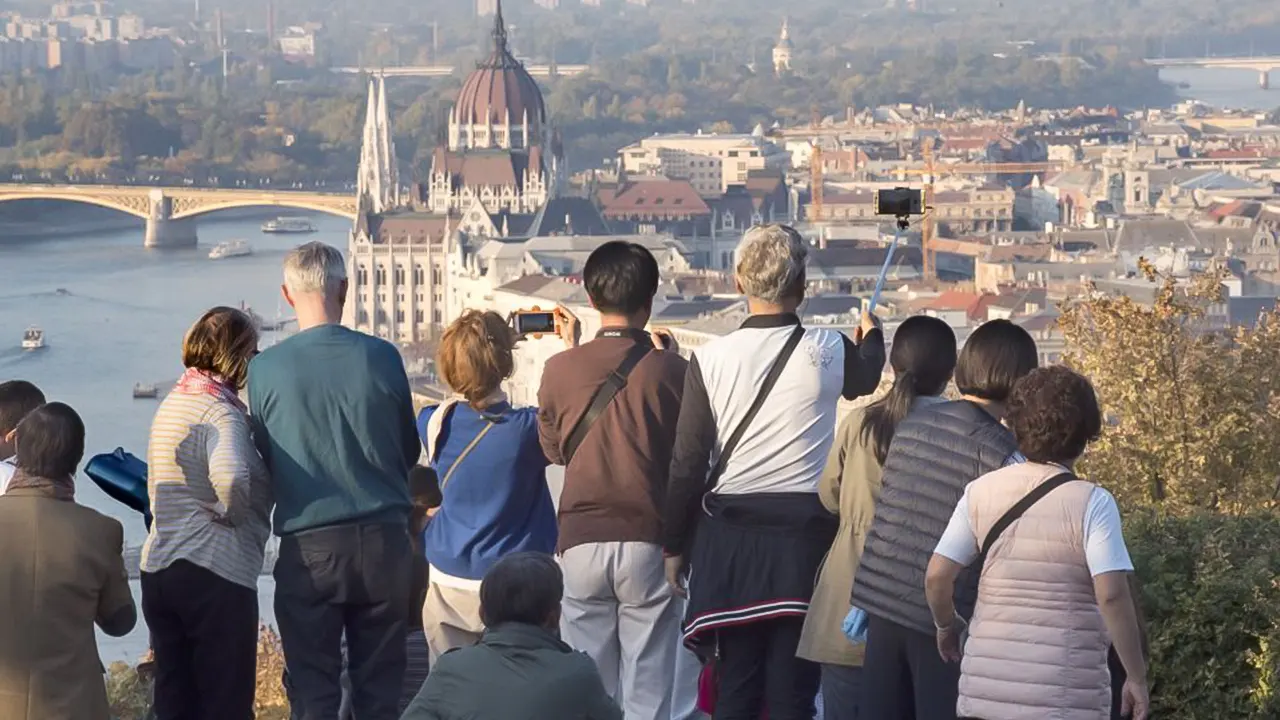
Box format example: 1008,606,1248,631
562,341,653,464
705,324,806,491
977,472,1076,566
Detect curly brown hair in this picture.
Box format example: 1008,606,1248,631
437,310,515,406
1006,366,1102,465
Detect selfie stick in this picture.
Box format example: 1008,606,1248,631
868,219,907,314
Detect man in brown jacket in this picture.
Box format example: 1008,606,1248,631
0,402,136,720
537,241,687,720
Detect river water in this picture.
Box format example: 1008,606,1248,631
0,212,350,662
1161,66,1278,110
0,64,1269,667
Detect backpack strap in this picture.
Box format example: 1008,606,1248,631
561,340,653,464
704,324,806,491
977,472,1077,566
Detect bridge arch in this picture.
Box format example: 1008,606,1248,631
171,198,358,221
0,191,151,219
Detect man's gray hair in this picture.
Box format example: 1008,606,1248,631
283,241,346,295
736,224,809,303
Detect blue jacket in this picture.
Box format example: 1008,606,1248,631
418,402,557,580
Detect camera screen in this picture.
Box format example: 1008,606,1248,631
516,312,557,335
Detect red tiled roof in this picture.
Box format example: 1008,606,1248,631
925,290,983,312
600,180,711,219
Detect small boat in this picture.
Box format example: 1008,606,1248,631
261,216,317,234
21,326,44,350
132,383,158,399
209,239,253,260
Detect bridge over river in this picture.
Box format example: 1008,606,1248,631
1145,56,1280,90
0,184,357,247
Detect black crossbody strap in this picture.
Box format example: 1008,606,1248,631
705,324,806,491
562,341,653,464
977,472,1077,566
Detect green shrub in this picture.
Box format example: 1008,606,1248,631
1127,512,1280,718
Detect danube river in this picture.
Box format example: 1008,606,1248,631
0,212,351,662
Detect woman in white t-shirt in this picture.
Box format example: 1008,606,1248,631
924,366,1150,720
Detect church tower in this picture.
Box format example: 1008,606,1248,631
772,18,793,76
355,74,400,215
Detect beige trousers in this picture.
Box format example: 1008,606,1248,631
421,581,485,664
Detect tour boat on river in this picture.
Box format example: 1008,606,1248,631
21,326,44,350
209,239,253,260
261,216,317,234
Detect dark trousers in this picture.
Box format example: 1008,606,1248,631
141,560,259,720
715,617,821,720
862,615,960,720
821,663,864,720
274,522,412,720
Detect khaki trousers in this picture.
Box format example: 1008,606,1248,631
421,581,484,664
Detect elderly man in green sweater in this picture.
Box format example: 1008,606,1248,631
400,553,621,720
250,241,421,720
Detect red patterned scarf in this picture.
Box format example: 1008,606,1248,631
173,367,246,411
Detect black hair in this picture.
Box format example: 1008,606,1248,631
14,402,85,479
0,380,46,435
955,319,1039,403
859,316,957,464
1007,366,1103,465
479,552,564,628
583,241,661,316
408,465,442,509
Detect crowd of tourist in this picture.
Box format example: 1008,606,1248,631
0,225,1149,720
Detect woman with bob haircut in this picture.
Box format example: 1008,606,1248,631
141,306,271,720
926,366,1149,720
797,315,958,718
850,318,1039,719
416,309,558,661
0,402,137,720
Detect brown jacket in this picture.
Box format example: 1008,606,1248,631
537,328,687,552
0,487,136,720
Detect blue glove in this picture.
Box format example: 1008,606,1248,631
842,606,869,644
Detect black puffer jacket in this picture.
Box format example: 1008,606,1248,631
849,400,1018,636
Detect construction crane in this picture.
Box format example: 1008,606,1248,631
811,144,824,222
898,144,1065,281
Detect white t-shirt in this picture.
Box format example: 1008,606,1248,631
0,456,16,494
934,476,1133,577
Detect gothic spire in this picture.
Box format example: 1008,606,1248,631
492,0,507,53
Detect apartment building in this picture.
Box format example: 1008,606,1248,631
618,131,789,196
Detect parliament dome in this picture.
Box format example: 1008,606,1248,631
454,1,546,133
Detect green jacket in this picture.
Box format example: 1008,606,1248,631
399,623,622,720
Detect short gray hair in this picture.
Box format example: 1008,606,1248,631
284,241,346,295
736,224,808,302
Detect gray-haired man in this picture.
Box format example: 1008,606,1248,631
249,241,420,720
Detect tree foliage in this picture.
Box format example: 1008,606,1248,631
1059,262,1280,513
1126,512,1280,718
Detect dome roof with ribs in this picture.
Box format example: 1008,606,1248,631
454,0,546,132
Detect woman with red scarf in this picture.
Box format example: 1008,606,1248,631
141,306,271,720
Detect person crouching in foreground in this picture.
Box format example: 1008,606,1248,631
400,552,622,720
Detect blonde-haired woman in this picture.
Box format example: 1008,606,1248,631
141,306,272,720
416,309,558,661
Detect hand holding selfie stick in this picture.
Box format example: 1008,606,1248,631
868,215,911,314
